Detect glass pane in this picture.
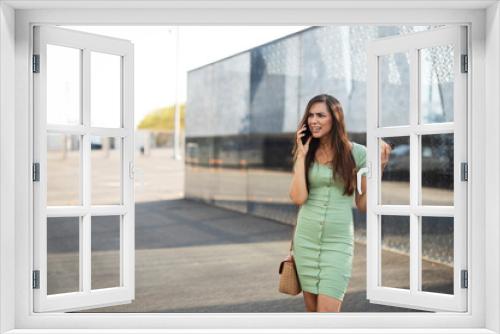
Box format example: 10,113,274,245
91,52,121,128
421,134,454,206
91,136,122,205
47,44,81,125
47,133,81,206
381,215,410,289
379,52,410,127
421,216,454,294
380,137,410,205
47,217,80,295
91,216,121,289
420,45,454,124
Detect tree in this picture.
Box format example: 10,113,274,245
137,104,185,131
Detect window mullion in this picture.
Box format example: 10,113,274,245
410,47,420,293
82,48,91,294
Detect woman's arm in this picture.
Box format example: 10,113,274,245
289,154,309,205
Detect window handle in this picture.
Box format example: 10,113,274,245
129,162,135,179
357,162,371,195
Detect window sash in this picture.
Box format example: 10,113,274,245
32,25,135,312
365,26,467,312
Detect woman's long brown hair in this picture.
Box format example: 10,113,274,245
291,94,357,196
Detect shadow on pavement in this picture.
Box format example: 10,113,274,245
134,199,293,250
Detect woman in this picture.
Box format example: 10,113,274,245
288,94,391,312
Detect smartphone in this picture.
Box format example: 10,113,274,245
301,125,311,145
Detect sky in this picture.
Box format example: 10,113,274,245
61,25,311,128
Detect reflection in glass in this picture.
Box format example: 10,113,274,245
421,216,454,294
186,66,216,138
381,137,410,205
47,217,80,295
247,136,293,216
215,53,252,135
381,215,410,289
421,134,454,206
420,45,454,124
91,136,121,205
379,52,410,127
91,216,121,290
211,136,248,213
91,52,121,128
47,133,81,206
47,44,81,125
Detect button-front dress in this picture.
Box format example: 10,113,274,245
292,142,367,302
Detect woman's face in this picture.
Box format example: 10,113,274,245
307,102,333,140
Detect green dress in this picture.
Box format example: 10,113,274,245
292,142,367,302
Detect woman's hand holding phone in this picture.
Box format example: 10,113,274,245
296,124,312,158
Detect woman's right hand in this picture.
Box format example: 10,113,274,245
296,124,312,158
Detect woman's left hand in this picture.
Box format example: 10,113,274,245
380,140,392,170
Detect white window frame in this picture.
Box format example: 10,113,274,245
365,26,468,312
33,25,135,312
0,1,498,333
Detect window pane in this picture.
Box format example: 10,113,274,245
379,52,410,127
380,137,410,205
381,215,410,289
91,216,121,290
47,217,80,295
421,216,454,294
420,45,454,124
421,134,454,206
47,44,81,125
91,136,122,205
47,133,81,206
91,52,121,128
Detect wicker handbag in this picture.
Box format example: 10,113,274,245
278,256,301,295
278,223,302,295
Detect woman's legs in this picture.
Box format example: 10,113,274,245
302,291,318,312
317,294,342,312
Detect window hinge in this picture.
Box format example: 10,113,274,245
32,270,40,289
461,162,468,181
32,54,40,73
461,54,468,73
461,269,468,289
33,163,40,182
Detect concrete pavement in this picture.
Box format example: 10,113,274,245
69,199,446,313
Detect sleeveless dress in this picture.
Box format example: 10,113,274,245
292,142,367,302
